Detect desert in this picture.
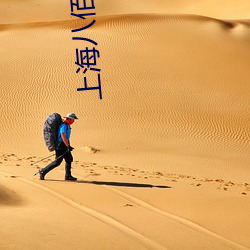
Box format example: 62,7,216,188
1,1,250,249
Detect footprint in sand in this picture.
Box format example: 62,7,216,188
124,203,133,207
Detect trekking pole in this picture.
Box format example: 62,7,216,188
33,151,69,176
31,153,55,166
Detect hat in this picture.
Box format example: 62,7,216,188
64,112,78,120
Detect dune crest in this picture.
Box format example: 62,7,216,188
1,13,250,31
1,0,250,24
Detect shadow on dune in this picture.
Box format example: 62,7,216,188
78,180,171,189
47,179,171,188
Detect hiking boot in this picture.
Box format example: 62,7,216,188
39,170,45,180
65,175,77,181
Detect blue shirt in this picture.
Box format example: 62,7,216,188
57,122,71,143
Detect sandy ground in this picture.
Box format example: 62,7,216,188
1,1,250,249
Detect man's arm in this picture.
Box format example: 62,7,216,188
61,132,69,147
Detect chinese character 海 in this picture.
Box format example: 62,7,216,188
75,47,100,73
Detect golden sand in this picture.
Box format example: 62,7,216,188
1,1,250,249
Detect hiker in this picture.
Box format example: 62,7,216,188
39,112,78,181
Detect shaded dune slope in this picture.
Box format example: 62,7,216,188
0,184,23,206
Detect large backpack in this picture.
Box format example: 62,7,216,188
43,113,63,151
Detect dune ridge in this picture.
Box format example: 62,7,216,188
1,0,250,25
1,13,250,31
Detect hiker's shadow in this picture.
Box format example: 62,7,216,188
76,180,171,189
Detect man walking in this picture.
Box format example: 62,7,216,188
39,112,78,181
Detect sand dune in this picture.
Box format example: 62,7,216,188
1,14,250,179
1,1,250,249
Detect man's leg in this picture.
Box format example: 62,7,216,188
39,150,64,179
64,152,77,181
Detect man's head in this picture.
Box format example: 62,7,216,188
64,112,78,125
